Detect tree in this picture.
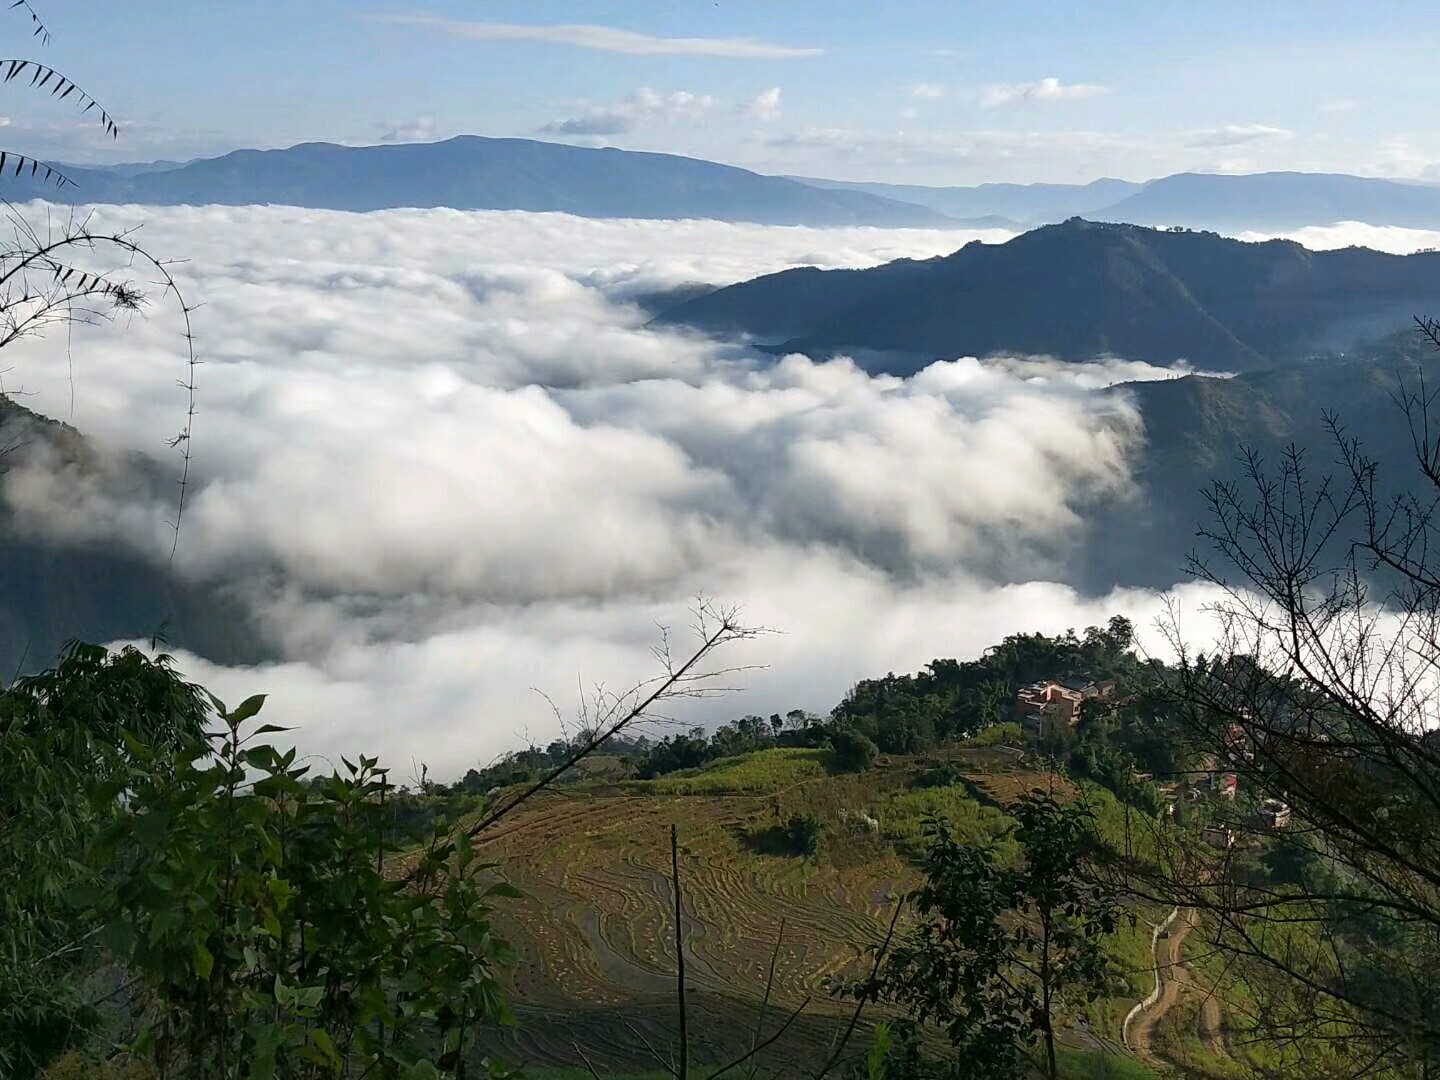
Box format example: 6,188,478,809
7,604,757,1076
1148,318,1440,1073
0,644,208,1078
830,728,879,773
87,694,519,1080
781,813,822,858
855,792,1118,1080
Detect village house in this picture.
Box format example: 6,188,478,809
1016,680,1085,729
1257,798,1292,830
1015,676,1117,731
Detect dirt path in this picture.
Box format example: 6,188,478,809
1124,907,1232,1071
1125,907,1195,1063
1198,991,1229,1060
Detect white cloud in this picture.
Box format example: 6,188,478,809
758,126,1133,172
911,82,946,100
0,202,1207,775
540,88,715,136
982,355,1228,388
1183,124,1294,148
1370,134,1436,179
375,115,437,143
154,572,1225,773
745,87,782,122
1238,221,1440,254
977,77,1109,109
370,15,822,59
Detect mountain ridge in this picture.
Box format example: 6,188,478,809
789,170,1440,231
27,135,954,227
785,174,1146,226
1096,170,1440,231
29,137,1440,233
655,218,1440,369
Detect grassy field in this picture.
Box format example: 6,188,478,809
635,746,832,795
469,746,1172,1077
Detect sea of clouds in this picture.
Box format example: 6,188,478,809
2,206,1412,775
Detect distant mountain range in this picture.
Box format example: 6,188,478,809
1097,172,1440,232
792,171,1440,232
656,218,1440,369
786,175,1143,228
12,136,1440,232
27,136,952,228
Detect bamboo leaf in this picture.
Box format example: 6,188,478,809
231,694,268,723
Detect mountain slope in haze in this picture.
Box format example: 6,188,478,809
0,398,263,673
792,170,1440,232
37,140,1440,233
30,136,954,227
1096,171,1440,232
656,218,1440,369
1057,324,1440,596
790,175,1145,226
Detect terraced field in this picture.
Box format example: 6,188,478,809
467,745,1157,1075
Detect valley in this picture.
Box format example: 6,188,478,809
8,10,1440,1073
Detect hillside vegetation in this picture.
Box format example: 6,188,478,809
470,741,1157,1075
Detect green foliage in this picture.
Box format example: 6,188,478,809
632,713,815,780
831,621,1138,757
912,763,964,789
854,792,1119,1080
830,729,879,773
84,693,519,1078
1067,737,1159,816
880,785,1014,860
863,1022,893,1080
1053,1048,1158,1080
743,812,823,859
639,747,829,795
961,722,1022,749
636,729,714,779
0,644,208,1079
782,813,822,858
0,644,520,1078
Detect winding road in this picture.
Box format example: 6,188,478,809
1123,907,1232,1071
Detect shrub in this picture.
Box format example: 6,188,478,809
830,728,879,773
82,694,519,1079
783,813,823,857
914,763,965,789
744,812,823,858
0,644,208,1078
637,731,715,778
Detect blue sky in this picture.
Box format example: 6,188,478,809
16,0,1440,183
